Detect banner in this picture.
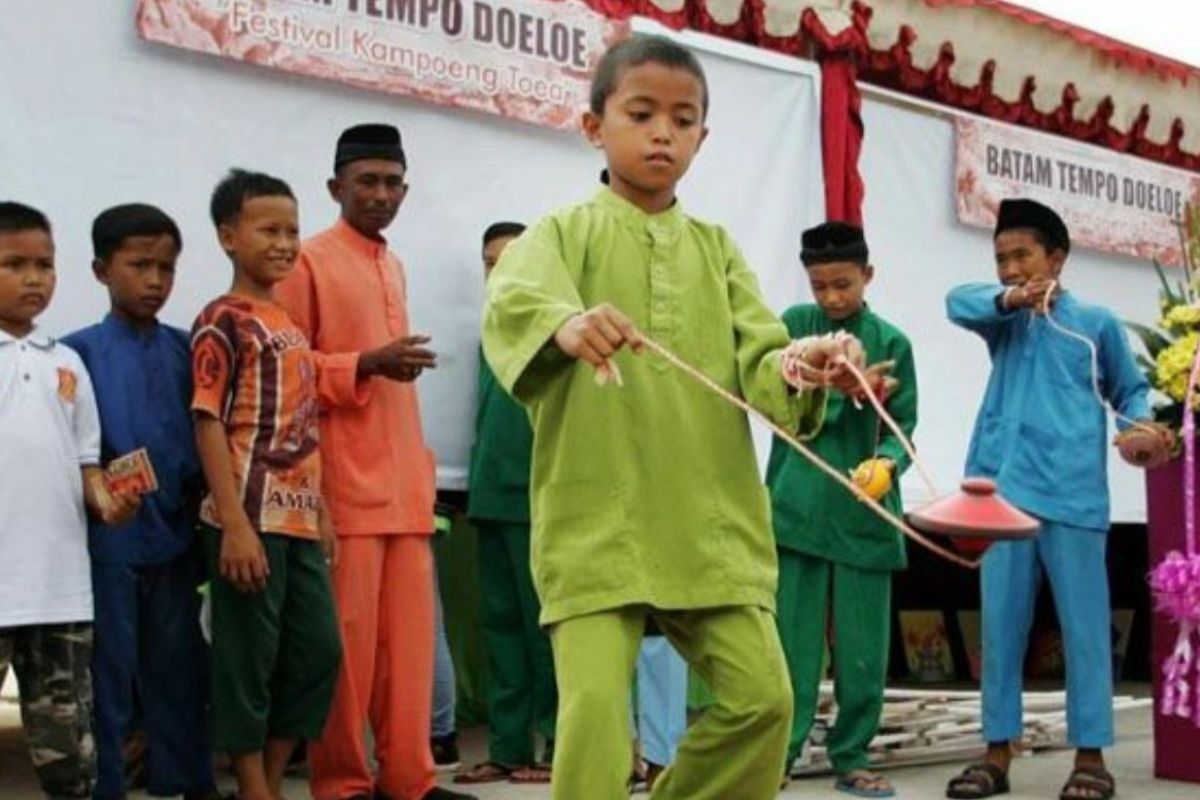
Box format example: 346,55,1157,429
136,0,628,131
956,116,1200,266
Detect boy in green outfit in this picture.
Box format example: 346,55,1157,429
456,222,557,786
481,34,846,800
767,221,917,798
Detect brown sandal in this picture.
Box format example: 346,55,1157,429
1059,765,1115,800
510,763,552,784
946,762,1010,798
453,761,513,784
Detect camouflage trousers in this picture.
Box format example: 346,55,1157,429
0,622,96,799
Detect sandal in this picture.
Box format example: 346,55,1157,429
1059,765,1115,800
836,770,896,798
946,762,1010,798
510,763,552,784
453,761,513,784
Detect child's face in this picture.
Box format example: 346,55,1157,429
329,159,407,238
218,196,300,292
806,261,872,321
482,235,517,279
0,228,56,337
993,229,1064,287
582,62,707,212
95,234,179,326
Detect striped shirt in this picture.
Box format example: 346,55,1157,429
191,295,321,539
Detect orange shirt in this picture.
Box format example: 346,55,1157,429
191,295,322,539
276,219,435,537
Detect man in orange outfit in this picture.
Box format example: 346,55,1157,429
277,123,476,800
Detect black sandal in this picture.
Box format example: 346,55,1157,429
1059,765,1115,800
946,762,1010,798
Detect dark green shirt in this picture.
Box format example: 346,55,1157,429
467,350,533,523
766,304,917,571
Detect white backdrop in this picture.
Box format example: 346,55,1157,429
858,92,1166,522
0,5,824,488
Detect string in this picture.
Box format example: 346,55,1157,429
635,337,980,570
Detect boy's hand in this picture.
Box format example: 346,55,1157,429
554,304,645,370
1115,421,1176,469
1004,277,1058,312
83,467,142,526
220,521,270,593
359,335,437,382
319,508,339,569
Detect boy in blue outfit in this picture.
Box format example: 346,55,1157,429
943,199,1167,800
64,204,218,800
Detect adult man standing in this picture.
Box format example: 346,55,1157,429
277,124,475,800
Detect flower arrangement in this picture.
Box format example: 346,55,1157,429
1126,203,1200,432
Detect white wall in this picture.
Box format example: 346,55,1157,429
858,93,1166,522
0,4,824,488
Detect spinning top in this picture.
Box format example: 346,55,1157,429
852,458,893,501
906,478,1039,556
1115,425,1174,470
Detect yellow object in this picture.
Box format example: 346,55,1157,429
851,458,892,501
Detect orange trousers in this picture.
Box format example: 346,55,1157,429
309,535,436,800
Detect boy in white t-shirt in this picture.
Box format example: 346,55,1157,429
0,201,138,799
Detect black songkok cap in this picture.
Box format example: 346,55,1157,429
335,123,406,172
800,221,869,267
994,198,1070,254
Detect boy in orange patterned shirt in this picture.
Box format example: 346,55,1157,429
191,170,342,800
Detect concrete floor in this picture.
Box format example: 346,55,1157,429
2,693,1198,799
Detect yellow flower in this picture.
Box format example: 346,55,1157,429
1163,304,1200,332
1155,332,1200,401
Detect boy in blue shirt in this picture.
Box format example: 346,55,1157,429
943,199,1166,800
64,204,217,800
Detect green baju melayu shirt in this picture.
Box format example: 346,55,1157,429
481,188,825,626
467,351,533,523
765,304,917,572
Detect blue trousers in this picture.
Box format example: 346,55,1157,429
981,520,1113,748
635,636,688,766
432,572,456,738
91,555,212,800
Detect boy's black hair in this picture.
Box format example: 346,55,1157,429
210,169,295,227
589,34,708,117
483,221,526,246
92,204,182,261
0,201,51,235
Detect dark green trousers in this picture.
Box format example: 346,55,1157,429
776,549,890,774
476,520,557,765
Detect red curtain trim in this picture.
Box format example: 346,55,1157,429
860,24,1200,172
924,0,1199,85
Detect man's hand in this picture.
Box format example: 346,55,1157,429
553,304,645,369
319,507,339,569
219,519,270,593
359,335,437,382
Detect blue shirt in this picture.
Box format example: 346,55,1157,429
63,315,202,564
946,284,1150,531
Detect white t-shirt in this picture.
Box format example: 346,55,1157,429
0,327,99,627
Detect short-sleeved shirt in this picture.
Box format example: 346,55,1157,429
191,295,321,539
0,327,100,626
64,315,203,565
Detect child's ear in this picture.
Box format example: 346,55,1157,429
91,258,109,285
581,111,604,149
863,264,875,286
216,222,236,256
1049,248,1067,277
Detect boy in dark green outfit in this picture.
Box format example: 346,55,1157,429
766,222,917,798
456,222,557,786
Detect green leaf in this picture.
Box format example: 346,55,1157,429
1154,259,1183,306
1125,320,1173,358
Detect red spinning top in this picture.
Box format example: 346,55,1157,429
906,478,1040,556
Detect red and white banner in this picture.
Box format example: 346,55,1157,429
136,0,628,131
956,117,1200,266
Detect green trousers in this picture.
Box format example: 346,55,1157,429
550,604,791,800
776,549,890,774
476,521,557,765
